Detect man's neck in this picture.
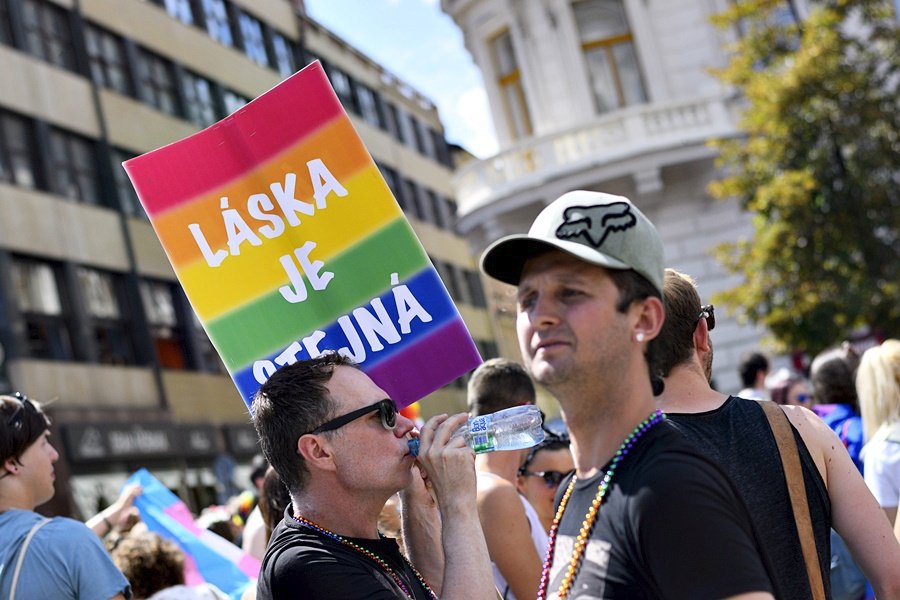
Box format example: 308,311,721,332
475,450,521,484
291,486,387,539
554,377,657,478
658,362,728,414
0,486,37,513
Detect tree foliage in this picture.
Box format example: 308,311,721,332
708,0,900,354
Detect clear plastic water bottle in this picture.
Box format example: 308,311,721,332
407,405,545,456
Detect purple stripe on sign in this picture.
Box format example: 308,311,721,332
368,318,482,409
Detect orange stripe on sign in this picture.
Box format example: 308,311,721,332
153,115,372,268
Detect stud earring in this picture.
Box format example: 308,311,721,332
635,332,646,343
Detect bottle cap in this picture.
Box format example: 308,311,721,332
407,438,420,457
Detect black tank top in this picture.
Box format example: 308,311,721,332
668,396,832,600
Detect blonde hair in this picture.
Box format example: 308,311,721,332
857,340,900,441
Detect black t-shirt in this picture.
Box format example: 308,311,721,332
257,507,434,600
546,421,772,599
668,396,831,600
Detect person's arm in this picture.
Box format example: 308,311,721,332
415,413,496,600
86,483,141,537
400,451,445,595
477,480,542,600
784,406,900,598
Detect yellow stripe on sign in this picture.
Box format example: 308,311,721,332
177,165,402,320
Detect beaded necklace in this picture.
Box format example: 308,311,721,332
537,409,666,599
291,513,437,600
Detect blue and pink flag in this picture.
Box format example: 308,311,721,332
127,469,258,599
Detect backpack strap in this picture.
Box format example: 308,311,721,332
9,517,51,600
757,400,825,600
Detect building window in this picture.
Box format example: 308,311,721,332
396,108,420,151
85,24,132,96
140,280,187,369
110,148,143,218
11,257,73,360
491,29,532,140
47,129,100,204
181,71,217,128
202,0,232,47
21,0,76,71
237,10,268,67
414,185,437,225
0,112,37,189
379,98,400,139
222,89,247,115
0,0,14,46
430,192,447,229
416,120,437,160
76,267,135,365
431,258,460,301
431,129,453,168
574,0,647,113
270,32,295,78
136,49,181,116
162,0,194,25
465,270,488,308
355,84,382,129
378,164,406,212
190,312,225,373
326,65,358,114
400,178,418,219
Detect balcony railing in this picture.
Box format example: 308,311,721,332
453,94,739,218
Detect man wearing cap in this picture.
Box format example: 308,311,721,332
481,190,774,599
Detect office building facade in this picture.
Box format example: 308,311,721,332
0,0,494,518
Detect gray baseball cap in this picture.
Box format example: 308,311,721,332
480,190,664,294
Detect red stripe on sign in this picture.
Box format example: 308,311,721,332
124,62,344,217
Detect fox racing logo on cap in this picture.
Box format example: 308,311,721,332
555,202,637,248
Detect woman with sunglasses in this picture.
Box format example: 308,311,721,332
516,432,574,534
766,368,814,407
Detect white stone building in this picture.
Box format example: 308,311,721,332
442,0,786,393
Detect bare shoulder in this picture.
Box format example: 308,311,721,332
781,404,838,443
781,404,843,486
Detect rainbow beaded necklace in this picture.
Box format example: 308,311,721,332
291,513,437,600
537,409,666,599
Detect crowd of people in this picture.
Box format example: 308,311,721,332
2,189,900,599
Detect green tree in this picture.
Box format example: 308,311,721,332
708,0,899,354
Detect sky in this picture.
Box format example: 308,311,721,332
303,0,499,158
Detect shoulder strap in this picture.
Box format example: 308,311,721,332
9,517,51,600
757,400,825,600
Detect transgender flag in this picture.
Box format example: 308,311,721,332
123,61,481,411
126,469,258,599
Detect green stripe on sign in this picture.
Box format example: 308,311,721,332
207,218,430,369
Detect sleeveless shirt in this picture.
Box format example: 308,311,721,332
668,396,831,599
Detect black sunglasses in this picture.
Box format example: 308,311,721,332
697,304,715,331
308,399,398,435
519,469,574,489
5,392,36,427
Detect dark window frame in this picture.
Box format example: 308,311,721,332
0,111,38,189
84,23,133,96
135,48,182,117
76,266,137,366
10,255,75,361
47,127,101,205
21,0,77,71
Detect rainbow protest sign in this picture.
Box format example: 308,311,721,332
124,61,481,410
